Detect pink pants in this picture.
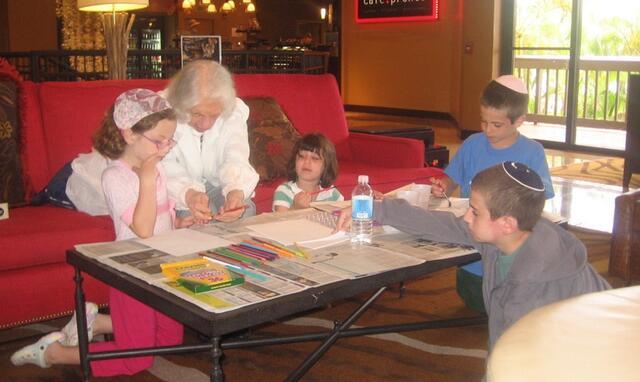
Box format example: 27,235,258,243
89,288,183,377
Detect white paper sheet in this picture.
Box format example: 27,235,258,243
297,231,350,249
137,228,232,257
246,219,335,246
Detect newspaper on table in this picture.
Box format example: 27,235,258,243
74,207,477,313
373,231,477,261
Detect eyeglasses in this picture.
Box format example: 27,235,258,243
140,134,177,149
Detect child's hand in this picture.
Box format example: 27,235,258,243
175,215,195,228
133,152,163,184
293,191,313,209
334,207,352,233
429,177,449,197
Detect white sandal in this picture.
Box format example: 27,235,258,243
10,331,63,368
60,302,98,346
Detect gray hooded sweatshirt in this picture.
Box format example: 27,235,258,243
374,199,611,351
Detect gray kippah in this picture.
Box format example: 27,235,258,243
501,161,545,192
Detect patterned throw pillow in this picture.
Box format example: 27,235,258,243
0,60,26,206
244,97,301,181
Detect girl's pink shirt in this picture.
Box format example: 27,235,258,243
102,160,175,241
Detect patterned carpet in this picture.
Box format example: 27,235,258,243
0,228,617,382
550,157,640,189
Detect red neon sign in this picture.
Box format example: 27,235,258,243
355,0,439,23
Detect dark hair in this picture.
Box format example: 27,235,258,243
93,107,176,160
286,133,338,188
471,164,545,231
480,80,529,123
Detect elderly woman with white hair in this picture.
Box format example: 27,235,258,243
162,60,259,222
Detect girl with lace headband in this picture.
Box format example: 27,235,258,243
11,88,189,376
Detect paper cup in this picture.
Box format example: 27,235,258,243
412,184,432,208
396,190,418,206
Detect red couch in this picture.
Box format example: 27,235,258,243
0,74,443,329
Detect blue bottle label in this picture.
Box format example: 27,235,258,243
352,195,373,219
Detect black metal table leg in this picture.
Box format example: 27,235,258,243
211,336,224,382
285,286,388,382
74,266,91,381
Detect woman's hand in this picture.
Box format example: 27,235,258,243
214,189,245,222
185,189,212,221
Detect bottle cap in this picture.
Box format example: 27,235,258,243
358,175,369,183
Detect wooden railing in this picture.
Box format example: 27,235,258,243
515,56,640,130
0,49,329,82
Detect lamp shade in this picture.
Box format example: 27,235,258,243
78,0,148,12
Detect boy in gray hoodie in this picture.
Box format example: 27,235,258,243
338,161,610,350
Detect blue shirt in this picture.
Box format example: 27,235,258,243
444,133,554,199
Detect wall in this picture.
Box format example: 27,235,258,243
459,0,500,132
341,0,500,132
5,0,58,51
255,0,327,45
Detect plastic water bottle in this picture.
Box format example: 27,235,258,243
351,175,374,245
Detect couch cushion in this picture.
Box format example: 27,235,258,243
25,79,168,193
0,73,26,206
0,206,114,271
234,74,353,162
244,96,301,181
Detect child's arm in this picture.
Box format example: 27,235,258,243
292,191,313,209
272,183,294,212
429,175,458,198
130,155,162,238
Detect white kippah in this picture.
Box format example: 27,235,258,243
494,75,528,94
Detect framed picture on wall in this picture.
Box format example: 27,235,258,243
355,0,439,23
180,35,222,67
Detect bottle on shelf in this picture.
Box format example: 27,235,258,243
350,175,374,245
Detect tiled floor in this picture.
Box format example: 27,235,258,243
346,112,625,233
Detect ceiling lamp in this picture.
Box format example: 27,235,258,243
221,1,232,13
245,2,255,13
207,4,217,12
78,0,148,12
228,0,236,10
78,0,149,80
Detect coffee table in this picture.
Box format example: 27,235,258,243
67,248,481,382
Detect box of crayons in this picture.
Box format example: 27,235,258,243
161,258,244,294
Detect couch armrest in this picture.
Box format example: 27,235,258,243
610,189,640,282
348,133,425,168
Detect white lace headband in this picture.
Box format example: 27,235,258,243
113,88,171,130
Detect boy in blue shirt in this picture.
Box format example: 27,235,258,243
431,75,555,312
431,75,554,200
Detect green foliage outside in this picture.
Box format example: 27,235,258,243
514,0,640,123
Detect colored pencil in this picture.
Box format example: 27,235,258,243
250,237,298,258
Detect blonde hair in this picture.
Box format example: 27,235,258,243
166,60,236,122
